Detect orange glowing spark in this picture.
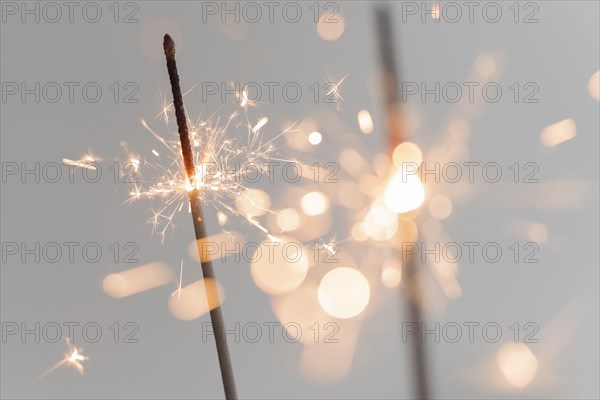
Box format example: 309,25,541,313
32,339,89,383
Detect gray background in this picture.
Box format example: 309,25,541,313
1,1,599,399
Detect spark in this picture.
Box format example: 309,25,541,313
128,94,297,241
240,88,249,107
325,72,350,108
62,157,97,170
251,117,269,133
32,339,88,383
171,260,184,297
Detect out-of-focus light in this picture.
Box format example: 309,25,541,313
217,211,228,226
235,189,271,217
276,208,300,232
357,110,374,134
169,279,223,321
351,223,369,242
189,232,245,263
392,142,422,168
431,2,441,19
496,343,538,388
384,173,425,214
369,204,397,227
363,203,398,241
103,262,171,298
474,53,498,78
318,267,370,319
308,131,322,145
589,70,600,101
301,192,330,216
317,14,345,41
251,238,309,295
428,194,453,220
448,118,470,140
271,281,330,346
397,218,419,243
527,222,549,244
540,118,576,147
381,258,402,288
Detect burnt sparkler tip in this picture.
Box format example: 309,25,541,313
163,34,176,58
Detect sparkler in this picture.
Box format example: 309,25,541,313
163,34,237,399
375,6,431,400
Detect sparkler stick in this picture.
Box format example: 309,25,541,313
374,7,431,400
163,34,238,400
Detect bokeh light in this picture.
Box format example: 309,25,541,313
540,118,576,147
103,262,172,298
357,110,374,134
318,267,370,319
392,142,423,168
301,192,330,216
317,14,345,41
169,279,223,321
589,70,600,101
251,238,309,295
308,131,323,145
496,343,538,388
384,173,426,214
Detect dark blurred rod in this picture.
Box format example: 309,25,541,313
374,6,430,400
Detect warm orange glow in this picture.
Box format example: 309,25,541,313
103,262,172,298
589,70,600,101
169,278,223,321
381,258,402,288
351,223,369,242
540,118,576,147
527,222,549,244
189,232,245,263
301,192,330,216
496,343,538,388
251,238,309,295
384,173,425,214
392,142,423,168
474,53,498,78
318,267,370,319
431,2,440,19
357,109,374,134
276,208,300,232
363,203,398,241
317,14,345,41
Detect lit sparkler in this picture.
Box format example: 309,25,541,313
129,93,296,242
162,34,237,399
